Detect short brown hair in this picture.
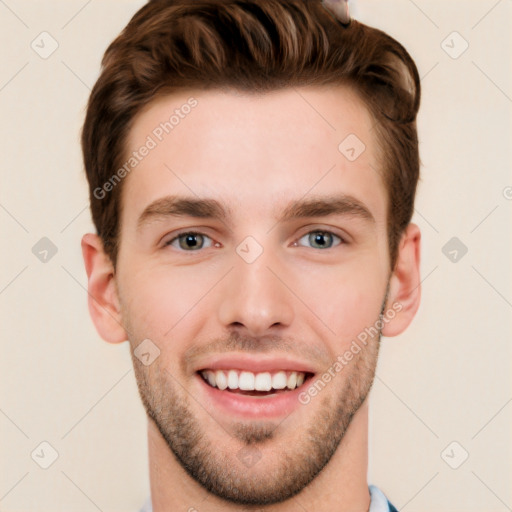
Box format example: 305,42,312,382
82,0,420,270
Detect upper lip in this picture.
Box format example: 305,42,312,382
195,354,317,374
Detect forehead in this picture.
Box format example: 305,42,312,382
120,85,386,228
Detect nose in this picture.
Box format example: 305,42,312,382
217,246,295,338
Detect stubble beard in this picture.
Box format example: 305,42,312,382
129,328,381,506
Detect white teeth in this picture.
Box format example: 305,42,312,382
287,372,297,390
239,371,255,390
206,371,217,388
271,371,287,389
254,372,272,391
202,369,307,391
215,370,228,390
227,370,238,389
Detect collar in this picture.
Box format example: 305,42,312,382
140,484,397,512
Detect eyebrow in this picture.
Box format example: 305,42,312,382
136,194,375,231
277,194,375,225
137,196,231,230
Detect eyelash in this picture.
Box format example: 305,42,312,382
163,229,346,252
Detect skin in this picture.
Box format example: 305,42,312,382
82,85,421,511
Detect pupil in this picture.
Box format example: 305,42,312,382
182,234,201,249
313,232,330,247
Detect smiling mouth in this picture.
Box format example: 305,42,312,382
199,369,314,397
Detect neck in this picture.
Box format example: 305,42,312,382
147,400,371,512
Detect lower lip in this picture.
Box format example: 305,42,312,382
196,374,311,419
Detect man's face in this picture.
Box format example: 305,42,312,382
116,86,391,504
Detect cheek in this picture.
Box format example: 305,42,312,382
294,257,387,345
120,264,215,339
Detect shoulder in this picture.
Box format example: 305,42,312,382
138,496,152,512
369,484,399,512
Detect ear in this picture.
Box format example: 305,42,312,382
81,233,128,344
381,223,421,337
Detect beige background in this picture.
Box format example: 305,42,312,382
1,1,511,511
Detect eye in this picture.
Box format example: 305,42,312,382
164,231,215,251
295,230,344,250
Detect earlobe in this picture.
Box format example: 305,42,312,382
81,233,128,344
381,223,421,337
